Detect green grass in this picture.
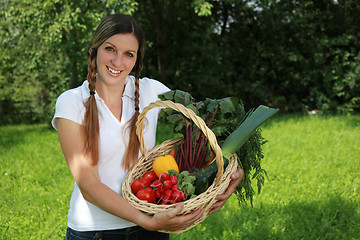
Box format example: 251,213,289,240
1,115,359,239
171,114,360,240
0,124,72,239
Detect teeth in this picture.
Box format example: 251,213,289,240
108,67,121,74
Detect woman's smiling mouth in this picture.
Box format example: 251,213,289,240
107,66,122,76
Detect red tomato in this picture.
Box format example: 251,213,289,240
131,179,150,194
136,187,155,203
142,170,158,182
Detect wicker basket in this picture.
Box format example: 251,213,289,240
122,100,239,233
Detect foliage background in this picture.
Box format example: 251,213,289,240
1,0,360,124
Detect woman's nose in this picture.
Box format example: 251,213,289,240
112,53,123,67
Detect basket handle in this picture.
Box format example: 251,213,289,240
136,100,224,185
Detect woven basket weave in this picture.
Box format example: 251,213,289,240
122,100,238,233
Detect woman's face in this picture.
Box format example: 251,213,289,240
96,33,139,88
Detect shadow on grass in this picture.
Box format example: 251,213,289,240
340,114,360,128
240,195,359,240
180,195,360,240
0,124,50,150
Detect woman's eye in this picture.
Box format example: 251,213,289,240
126,52,134,57
105,46,115,52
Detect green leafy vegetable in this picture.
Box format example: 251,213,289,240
159,90,278,206
168,169,196,198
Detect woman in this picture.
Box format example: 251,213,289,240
52,14,243,239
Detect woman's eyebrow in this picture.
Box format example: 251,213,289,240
104,42,137,53
104,41,116,47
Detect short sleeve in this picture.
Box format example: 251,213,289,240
143,78,171,102
153,80,171,97
51,91,85,131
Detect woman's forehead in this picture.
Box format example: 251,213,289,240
103,33,139,51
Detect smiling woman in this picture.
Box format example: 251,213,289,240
52,14,178,239
51,13,243,240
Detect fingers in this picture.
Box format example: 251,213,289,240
166,202,184,218
233,167,244,181
217,168,244,201
181,206,204,222
209,200,226,215
152,204,204,232
209,168,244,215
176,207,204,230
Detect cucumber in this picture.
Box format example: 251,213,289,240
194,156,229,195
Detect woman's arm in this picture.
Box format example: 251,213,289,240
57,118,203,231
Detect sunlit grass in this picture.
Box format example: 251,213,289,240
0,124,72,239
171,114,360,240
0,114,359,239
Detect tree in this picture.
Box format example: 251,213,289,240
0,0,138,123
1,0,359,124
134,0,214,86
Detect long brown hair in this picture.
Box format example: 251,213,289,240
83,14,144,170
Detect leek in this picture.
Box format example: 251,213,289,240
221,105,279,159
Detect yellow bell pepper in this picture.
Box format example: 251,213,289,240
153,155,179,178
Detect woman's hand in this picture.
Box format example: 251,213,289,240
146,203,204,232
208,167,244,214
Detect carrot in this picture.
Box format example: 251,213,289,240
200,151,215,169
169,147,176,158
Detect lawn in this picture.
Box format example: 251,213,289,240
1,114,359,239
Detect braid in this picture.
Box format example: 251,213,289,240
134,76,140,110
123,76,141,170
83,53,100,165
87,56,97,92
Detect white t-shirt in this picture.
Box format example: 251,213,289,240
52,76,170,231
